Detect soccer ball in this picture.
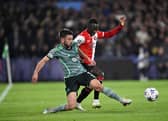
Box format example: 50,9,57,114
144,88,159,101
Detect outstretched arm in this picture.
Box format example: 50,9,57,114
98,17,126,39
32,56,50,83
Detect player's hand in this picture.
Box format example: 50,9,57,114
119,17,126,26
32,72,38,84
88,60,96,66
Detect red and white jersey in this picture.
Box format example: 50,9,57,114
73,25,123,64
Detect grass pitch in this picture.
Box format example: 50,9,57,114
0,80,168,121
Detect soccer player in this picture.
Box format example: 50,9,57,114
32,29,132,114
74,17,126,110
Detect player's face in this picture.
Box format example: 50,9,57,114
63,35,73,48
88,23,99,35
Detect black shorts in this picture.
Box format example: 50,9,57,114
64,72,95,95
82,63,104,78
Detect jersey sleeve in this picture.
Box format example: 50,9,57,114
47,48,59,59
97,25,123,39
73,35,85,46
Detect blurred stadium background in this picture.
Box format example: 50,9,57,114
0,0,167,81
0,1,168,121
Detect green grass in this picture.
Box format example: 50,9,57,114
0,81,168,121
0,83,7,93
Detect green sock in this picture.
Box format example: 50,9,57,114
102,87,122,102
48,104,66,113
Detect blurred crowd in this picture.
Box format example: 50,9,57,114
0,0,168,78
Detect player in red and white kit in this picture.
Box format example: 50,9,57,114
74,17,126,111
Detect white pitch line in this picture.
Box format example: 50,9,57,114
0,83,13,104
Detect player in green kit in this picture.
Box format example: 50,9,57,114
32,29,132,114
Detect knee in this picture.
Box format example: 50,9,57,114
94,84,103,92
90,79,103,91
95,87,103,92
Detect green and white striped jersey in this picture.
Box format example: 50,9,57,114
47,43,86,78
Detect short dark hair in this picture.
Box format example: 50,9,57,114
87,18,99,31
59,28,73,38
88,18,98,25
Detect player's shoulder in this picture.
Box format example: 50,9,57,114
80,29,89,36
52,44,63,52
78,29,91,41
73,33,85,43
